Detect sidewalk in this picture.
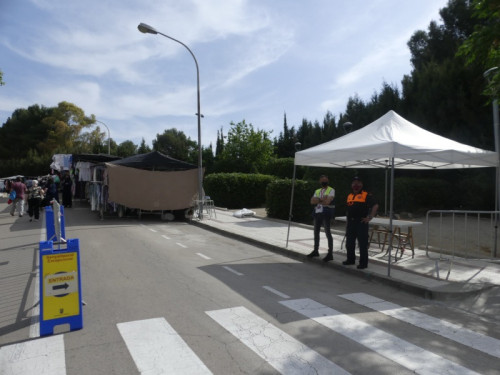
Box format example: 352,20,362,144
192,208,500,300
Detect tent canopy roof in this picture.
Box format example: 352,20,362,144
295,110,498,169
107,151,197,171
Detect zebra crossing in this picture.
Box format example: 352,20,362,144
1,292,498,374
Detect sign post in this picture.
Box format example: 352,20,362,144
39,239,83,336
45,201,66,244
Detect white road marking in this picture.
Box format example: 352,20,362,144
262,286,290,299
117,318,212,375
0,335,66,375
206,306,349,375
222,266,243,276
280,298,480,375
196,253,211,260
340,292,500,359
148,228,157,233
29,218,46,338
176,242,187,248
161,234,171,240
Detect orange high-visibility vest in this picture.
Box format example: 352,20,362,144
347,191,368,206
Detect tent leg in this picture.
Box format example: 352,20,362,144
387,157,395,277
286,164,298,248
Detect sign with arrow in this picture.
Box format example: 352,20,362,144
44,271,78,297
39,239,83,335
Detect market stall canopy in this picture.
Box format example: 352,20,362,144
107,151,196,171
73,153,122,164
105,151,200,211
295,110,498,169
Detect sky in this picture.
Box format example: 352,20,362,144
0,0,450,150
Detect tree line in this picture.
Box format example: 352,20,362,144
0,0,498,180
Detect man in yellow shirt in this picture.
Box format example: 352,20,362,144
307,175,335,262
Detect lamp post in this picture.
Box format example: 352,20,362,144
484,66,499,257
95,120,111,155
342,121,353,134
138,22,204,219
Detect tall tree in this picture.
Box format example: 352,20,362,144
138,138,152,154
458,0,500,96
116,140,138,157
401,0,491,148
219,120,273,173
152,128,197,161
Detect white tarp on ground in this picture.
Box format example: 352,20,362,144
295,110,497,169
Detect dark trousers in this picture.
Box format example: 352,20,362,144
346,219,369,266
28,198,41,220
313,209,333,252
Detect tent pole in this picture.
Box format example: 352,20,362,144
286,162,298,248
387,157,395,277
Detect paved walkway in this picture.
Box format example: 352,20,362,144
192,208,500,299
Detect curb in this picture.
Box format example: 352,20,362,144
191,219,491,300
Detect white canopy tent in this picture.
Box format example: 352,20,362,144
288,110,499,275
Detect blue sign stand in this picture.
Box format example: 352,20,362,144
39,239,83,336
45,204,65,243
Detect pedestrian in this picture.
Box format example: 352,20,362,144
307,175,335,262
27,180,44,222
343,176,379,269
9,177,27,217
62,173,73,208
44,177,59,204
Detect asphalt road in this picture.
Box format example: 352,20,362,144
1,204,500,374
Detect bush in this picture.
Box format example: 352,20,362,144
266,179,316,223
204,173,276,209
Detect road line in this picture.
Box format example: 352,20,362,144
0,335,66,375
262,286,290,299
339,292,500,359
161,234,171,240
196,253,211,260
176,242,187,248
117,318,212,375
280,298,480,375
29,218,46,338
222,266,243,276
206,306,349,375
148,228,157,233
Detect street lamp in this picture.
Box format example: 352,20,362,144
95,120,111,155
138,22,204,219
342,121,353,134
484,66,500,257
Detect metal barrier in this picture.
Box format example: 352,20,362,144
424,210,500,280
425,210,500,260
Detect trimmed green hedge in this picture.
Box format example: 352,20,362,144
265,179,316,223
204,173,276,209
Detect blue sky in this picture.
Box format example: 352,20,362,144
0,0,449,149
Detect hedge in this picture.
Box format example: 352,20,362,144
204,173,276,209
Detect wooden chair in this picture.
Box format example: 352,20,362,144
392,226,415,259
369,222,390,251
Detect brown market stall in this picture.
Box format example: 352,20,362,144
105,151,201,220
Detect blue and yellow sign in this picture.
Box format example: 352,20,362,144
39,239,83,336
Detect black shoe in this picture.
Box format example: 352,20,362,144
357,264,367,269
307,250,319,258
323,253,333,262
342,260,355,265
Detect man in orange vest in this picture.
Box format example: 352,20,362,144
343,176,378,269
307,175,335,262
